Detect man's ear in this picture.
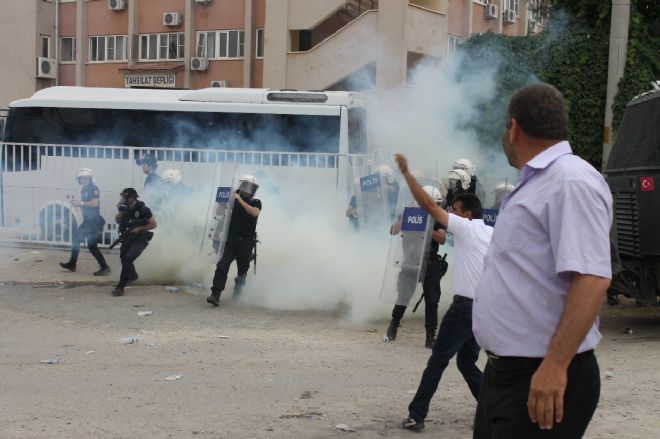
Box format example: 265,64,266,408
510,118,521,145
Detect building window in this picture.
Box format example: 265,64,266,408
89,35,127,62
140,32,184,61
447,35,462,55
195,30,245,59
256,28,264,58
503,0,519,14
41,36,51,58
60,37,76,62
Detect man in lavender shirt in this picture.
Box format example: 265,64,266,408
472,83,613,438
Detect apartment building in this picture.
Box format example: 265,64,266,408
0,0,544,108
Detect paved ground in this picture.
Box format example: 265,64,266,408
0,246,658,438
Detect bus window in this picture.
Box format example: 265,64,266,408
348,107,367,154
4,107,341,153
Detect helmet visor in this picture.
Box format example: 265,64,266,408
238,181,259,196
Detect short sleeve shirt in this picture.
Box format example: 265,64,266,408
446,214,493,299
81,183,101,220
228,196,262,239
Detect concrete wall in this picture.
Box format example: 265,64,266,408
0,1,38,108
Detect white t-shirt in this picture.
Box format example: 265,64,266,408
446,214,493,299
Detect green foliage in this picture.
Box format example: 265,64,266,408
459,0,659,169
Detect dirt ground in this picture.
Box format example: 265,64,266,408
0,246,658,439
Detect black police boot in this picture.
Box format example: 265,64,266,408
385,319,399,342
425,329,436,349
112,284,125,297
94,266,111,276
206,291,220,307
401,417,425,432
59,261,76,272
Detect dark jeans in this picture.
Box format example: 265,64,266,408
474,350,600,439
118,235,148,286
408,295,482,422
211,237,253,296
70,220,108,268
392,257,445,332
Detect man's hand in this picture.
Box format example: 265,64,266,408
394,154,409,176
527,359,567,430
71,199,81,207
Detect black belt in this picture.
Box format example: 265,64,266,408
486,350,594,371
453,295,473,305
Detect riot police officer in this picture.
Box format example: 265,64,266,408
385,185,448,348
112,188,157,297
207,175,262,307
451,158,485,202
135,153,160,190
491,182,514,209
59,168,111,276
445,168,471,208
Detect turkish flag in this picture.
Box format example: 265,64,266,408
640,176,654,192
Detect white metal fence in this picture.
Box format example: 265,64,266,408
1,142,369,247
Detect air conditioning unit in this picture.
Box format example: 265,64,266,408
485,4,499,19
503,10,516,24
191,57,209,71
194,0,213,4
108,0,126,11
36,57,56,79
163,12,183,26
211,80,231,88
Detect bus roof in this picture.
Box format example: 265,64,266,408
9,86,362,110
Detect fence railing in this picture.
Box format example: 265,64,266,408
1,142,370,247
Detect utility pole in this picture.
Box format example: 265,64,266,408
602,0,631,171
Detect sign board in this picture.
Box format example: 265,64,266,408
215,186,232,203
125,73,176,88
360,173,381,192
400,207,428,232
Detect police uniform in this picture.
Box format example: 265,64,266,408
61,182,109,274
389,221,448,347
116,200,154,290
209,193,261,302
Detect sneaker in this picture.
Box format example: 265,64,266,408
59,261,76,272
401,417,424,432
93,267,112,276
206,294,220,307
111,285,125,297
384,320,399,342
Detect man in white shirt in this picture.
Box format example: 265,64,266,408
394,154,494,432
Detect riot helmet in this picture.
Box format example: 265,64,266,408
452,158,476,177
423,185,443,204
136,153,158,169
161,168,182,184
447,169,471,191
76,167,94,183
493,182,515,206
237,175,259,198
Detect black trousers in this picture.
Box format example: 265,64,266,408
70,220,108,268
392,258,444,332
408,295,482,423
118,236,148,286
474,350,600,439
211,237,253,296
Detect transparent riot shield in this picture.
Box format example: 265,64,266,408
355,172,396,231
479,176,517,227
379,187,435,306
199,163,239,264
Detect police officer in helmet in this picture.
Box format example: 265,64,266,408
445,168,471,208
112,188,157,297
60,168,111,276
207,175,262,306
135,153,160,190
386,185,448,348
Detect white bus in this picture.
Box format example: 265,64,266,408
1,87,369,245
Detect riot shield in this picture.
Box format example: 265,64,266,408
355,172,397,231
199,163,239,264
379,187,435,306
479,176,516,227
